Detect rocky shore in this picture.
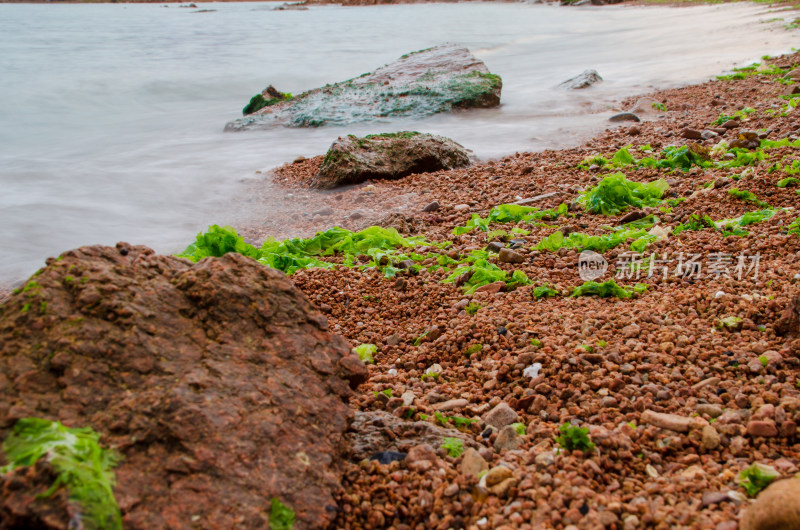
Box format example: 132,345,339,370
249,51,800,528
2,29,800,530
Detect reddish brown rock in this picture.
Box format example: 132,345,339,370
776,290,800,336
747,420,779,438
0,244,366,529
0,461,73,529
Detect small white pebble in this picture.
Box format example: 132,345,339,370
477,517,488,526
387,368,397,377
523,362,542,379
794,273,800,280
714,291,726,299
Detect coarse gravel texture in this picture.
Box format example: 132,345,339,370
244,51,800,529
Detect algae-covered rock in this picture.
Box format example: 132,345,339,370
312,131,471,188
0,243,367,529
226,43,502,130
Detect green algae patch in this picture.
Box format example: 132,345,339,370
576,173,669,216
444,259,531,294
453,203,568,235
570,279,646,299
535,223,658,254
178,225,428,276
1,418,122,530
269,498,296,530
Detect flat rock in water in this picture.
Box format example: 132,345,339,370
559,69,603,89
226,43,502,130
0,244,367,529
312,132,471,188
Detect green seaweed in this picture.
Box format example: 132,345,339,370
532,284,559,300
452,203,568,235
738,463,778,497
443,259,531,294
354,344,376,364
441,437,465,458
1,418,122,530
555,423,595,453
728,188,769,208
576,173,669,215
570,279,646,299
270,498,296,530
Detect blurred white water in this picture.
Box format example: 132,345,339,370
0,1,797,284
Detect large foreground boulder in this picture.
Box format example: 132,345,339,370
225,43,502,130
741,478,800,530
312,131,471,188
0,244,367,529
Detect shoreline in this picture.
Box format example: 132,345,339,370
1,4,800,526
254,49,800,527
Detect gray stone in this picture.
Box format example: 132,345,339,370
312,132,470,188
226,44,502,130
559,69,603,89
609,112,640,123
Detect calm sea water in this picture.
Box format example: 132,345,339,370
0,1,797,285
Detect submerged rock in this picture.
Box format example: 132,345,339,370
312,132,471,188
559,69,603,89
0,244,367,529
225,43,502,130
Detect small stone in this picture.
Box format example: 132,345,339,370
702,491,731,507
784,84,800,96
747,420,779,437
628,125,642,135
422,200,440,212
701,425,721,451
401,391,415,407
370,451,406,465
313,206,335,217
696,404,723,418
406,444,437,464
498,248,525,264
484,402,519,429
461,448,488,477
475,281,506,294
432,398,469,411
535,452,555,468
385,334,400,346
609,112,640,123
486,241,505,253
443,483,459,497
559,69,602,89
494,425,520,452
453,204,469,212
681,128,703,140
784,67,800,80
484,465,513,487
641,410,692,432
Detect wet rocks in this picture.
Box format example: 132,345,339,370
609,112,641,123
0,244,367,529
226,43,502,130
747,420,779,438
312,132,471,188
741,478,800,530
559,69,603,89
681,127,704,140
